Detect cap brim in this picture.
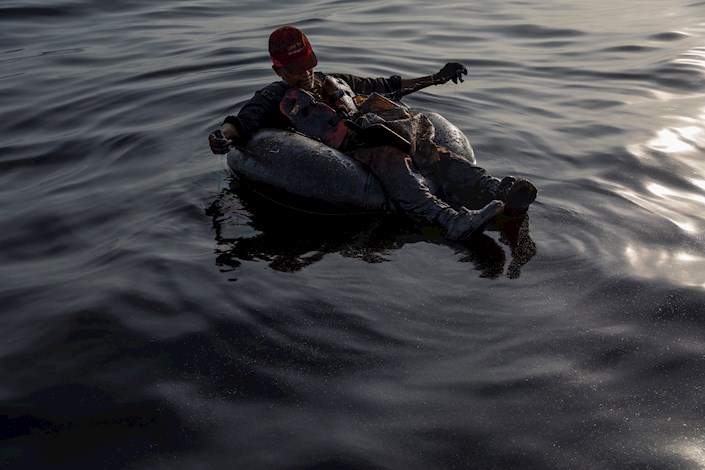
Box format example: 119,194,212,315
283,51,317,74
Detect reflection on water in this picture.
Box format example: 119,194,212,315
668,440,705,468
625,243,705,289
624,98,705,233
207,180,536,279
674,45,705,69
619,42,705,283
616,184,698,234
649,125,704,154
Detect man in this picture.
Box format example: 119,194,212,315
209,26,536,241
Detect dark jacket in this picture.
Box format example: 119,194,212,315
224,72,402,142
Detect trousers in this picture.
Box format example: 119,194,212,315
347,144,504,217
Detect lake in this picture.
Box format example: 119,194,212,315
2,0,705,468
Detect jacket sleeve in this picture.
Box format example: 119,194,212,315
328,73,402,99
223,81,288,142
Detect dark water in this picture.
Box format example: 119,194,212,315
3,1,705,468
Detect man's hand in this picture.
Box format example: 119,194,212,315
208,123,239,155
434,62,468,85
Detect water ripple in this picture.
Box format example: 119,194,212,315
3,0,705,468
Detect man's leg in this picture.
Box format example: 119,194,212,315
348,145,503,240
418,146,537,216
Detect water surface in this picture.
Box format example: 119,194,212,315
2,1,705,468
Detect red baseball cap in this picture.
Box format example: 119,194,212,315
269,26,318,73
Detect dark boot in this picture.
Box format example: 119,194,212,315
385,174,504,241
430,148,537,214
437,200,505,241
350,146,505,240
496,177,537,216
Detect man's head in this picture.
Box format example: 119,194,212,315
269,26,317,90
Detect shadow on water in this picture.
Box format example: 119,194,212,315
0,301,403,469
206,178,536,279
0,312,204,470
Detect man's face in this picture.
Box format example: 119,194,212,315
275,66,315,90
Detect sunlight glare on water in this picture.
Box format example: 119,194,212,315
624,244,705,289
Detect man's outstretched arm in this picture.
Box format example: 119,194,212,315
333,62,468,101
398,62,468,97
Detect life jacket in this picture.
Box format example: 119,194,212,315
279,87,348,149
322,76,358,117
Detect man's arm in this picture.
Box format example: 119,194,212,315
331,63,468,101
208,123,238,155
209,82,288,154
398,63,468,97
328,73,403,98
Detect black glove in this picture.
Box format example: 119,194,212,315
434,62,468,84
208,129,231,155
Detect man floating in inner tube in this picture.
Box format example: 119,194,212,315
208,26,537,241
